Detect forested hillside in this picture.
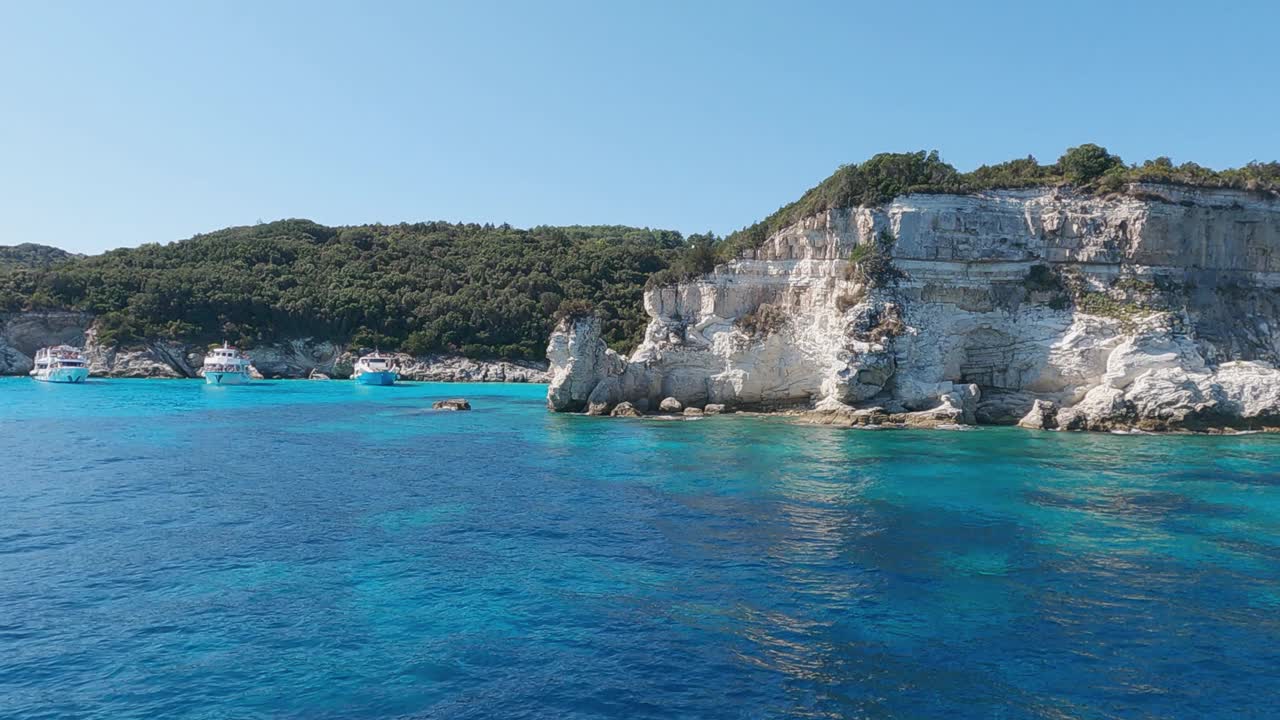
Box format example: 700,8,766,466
0,221,709,359
0,243,78,270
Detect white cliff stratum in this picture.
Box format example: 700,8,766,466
547,184,1280,432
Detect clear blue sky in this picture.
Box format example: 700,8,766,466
1,0,1276,254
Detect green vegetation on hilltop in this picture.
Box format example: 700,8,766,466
0,243,78,270
716,151,961,261
721,145,1280,260
0,221,696,358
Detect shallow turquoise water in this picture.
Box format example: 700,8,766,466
2,377,1278,718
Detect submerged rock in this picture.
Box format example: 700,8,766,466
432,399,472,411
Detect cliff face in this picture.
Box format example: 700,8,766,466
547,185,1280,431
0,312,95,375
0,315,548,382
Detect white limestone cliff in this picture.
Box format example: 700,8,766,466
546,184,1280,431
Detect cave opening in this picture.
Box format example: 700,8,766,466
958,328,1022,391
957,328,1036,424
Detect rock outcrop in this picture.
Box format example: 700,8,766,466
83,327,201,378
0,311,93,375
249,339,344,379
432,398,472,411
546,315,626,411
547,185,1280,432
1017,400,1060,430
610,401,643,418
380,353,547,383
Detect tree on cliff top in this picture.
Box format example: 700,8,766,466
715,151,961,261
1057,144,1124,185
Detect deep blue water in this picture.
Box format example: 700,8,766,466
2,378,1279,719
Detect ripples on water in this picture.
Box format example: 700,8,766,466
1,378,1278,718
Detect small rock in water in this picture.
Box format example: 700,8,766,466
703,403,726,415
610,401,643,418
682,407,704,417
432,398,471,411
659,397,683,413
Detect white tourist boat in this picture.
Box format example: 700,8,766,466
202,343,253,385
352,352,397,386
29,346,90,383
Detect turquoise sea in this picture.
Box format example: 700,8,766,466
2,378,1279,719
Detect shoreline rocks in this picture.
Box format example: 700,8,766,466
0,314,549,383
609,402,643,418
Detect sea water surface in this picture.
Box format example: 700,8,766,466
2,378,1278,719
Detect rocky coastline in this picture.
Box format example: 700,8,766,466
545,184,1280,433
0,312,548,382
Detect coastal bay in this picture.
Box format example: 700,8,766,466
5,2,1279,716
2,378,1277,718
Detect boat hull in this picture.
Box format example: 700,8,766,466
31,367,90,384
205,371,251,385
354,370,397,386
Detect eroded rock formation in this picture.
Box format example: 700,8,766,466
546,185,1280,431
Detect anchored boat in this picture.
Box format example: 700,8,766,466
202,343,253,385
352,352,397,386
30,346,90,383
